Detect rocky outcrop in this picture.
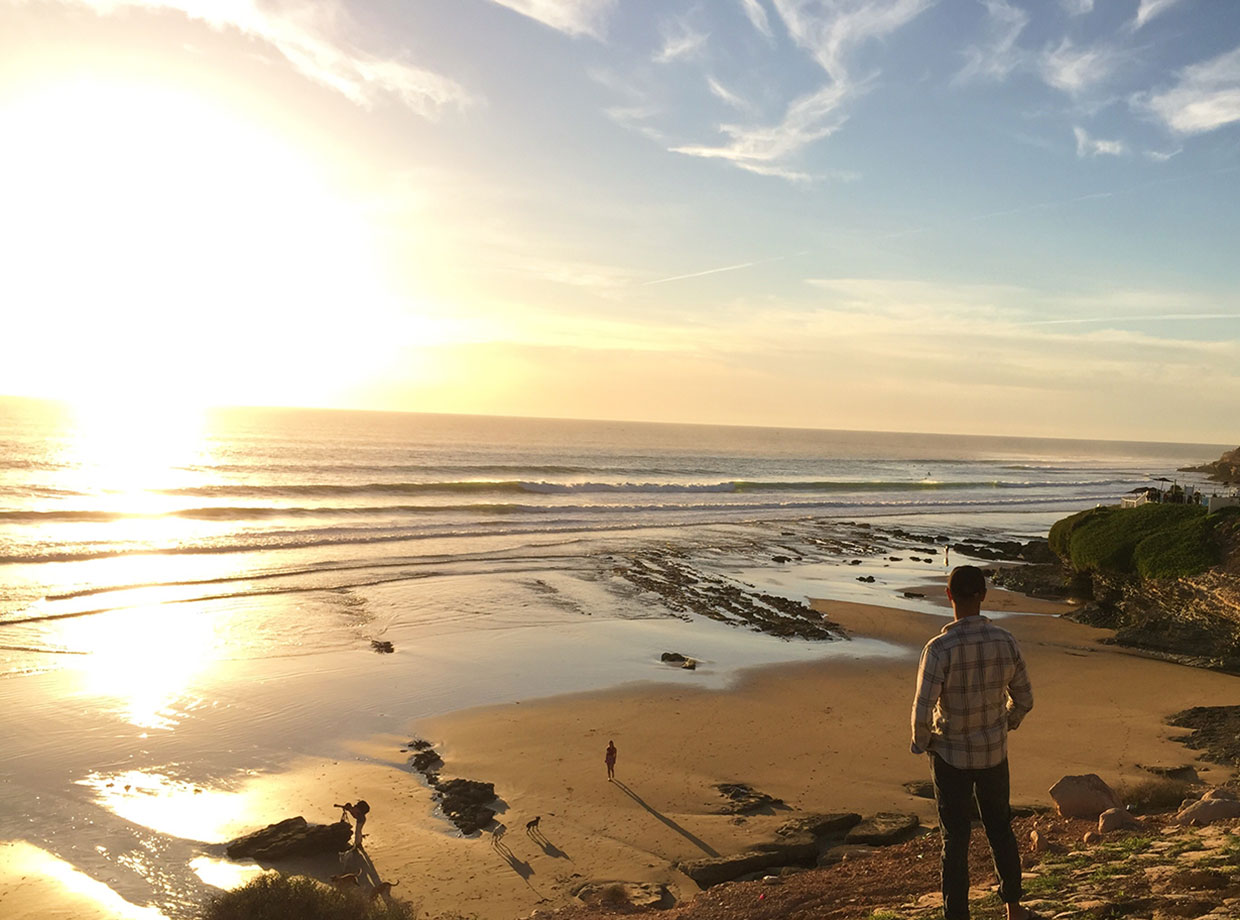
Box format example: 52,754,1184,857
575,881,671,909
1180,446,1240,482
1066,570,1240,672
225,817,352,860
844,813,919,846
1168,705,1240,767
679,849,799,887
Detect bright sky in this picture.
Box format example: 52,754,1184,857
1,0,1238,441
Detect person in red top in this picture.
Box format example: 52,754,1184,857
605,740,617,780
911,565,1037,920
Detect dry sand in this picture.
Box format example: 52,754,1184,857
4,591,1237,920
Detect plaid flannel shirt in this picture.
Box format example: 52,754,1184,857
910,615,1033,770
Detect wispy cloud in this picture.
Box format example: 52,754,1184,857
707,76,752,112
1133,0,1186,30
738,0,774,39
1140,45,1240,135
1039,37,1119,95
955,0,1029,84
486,0,616,39
41,0,473,116
1073,125,1126,157
672,0,930,180
655,17,709,64
1061,0,1094,15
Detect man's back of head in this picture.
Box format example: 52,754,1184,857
947,565,986,616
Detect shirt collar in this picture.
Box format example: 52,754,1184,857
941,614,990,635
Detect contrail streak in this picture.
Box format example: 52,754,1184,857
641,253,798,286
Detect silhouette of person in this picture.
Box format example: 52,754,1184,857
335,800,369,849
605,740,617,780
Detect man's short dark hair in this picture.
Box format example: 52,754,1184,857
948,565,986,598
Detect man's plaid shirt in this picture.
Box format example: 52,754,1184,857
910,615,1033,770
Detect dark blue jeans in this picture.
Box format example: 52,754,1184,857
930,754,1023,920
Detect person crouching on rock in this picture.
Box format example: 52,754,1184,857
335,800,370,849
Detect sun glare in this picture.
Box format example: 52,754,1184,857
0,79,411,409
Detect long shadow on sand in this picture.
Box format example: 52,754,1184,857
526,826,569,860
611,780,719,857
491,832,550,901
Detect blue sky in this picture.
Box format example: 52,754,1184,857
1,0,1238,441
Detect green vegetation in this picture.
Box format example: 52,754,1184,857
202,874,415,920
1048,503,1236,578
1116,778,1192,814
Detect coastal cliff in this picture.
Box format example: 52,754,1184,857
1181,446,1240,483
1045,502,1240,671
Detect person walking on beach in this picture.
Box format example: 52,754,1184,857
605,740,617,780
910,565,1037,920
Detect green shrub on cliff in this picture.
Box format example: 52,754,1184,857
1049,502,1221,578
202,874,415,920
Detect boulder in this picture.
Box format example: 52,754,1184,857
1098,807,1141,833
845,812,920,846
370,640,394,653
1173,796,1240,826
678,850,787,887
660,652,688,663
681,658,697,670
1201,786,1238,801
775,813,862,840
225,817,352,860
1049,774,1123,819
856,575,876,583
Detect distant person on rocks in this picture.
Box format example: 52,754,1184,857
910,565,1037,920
605,740,617,780
335,800,370,849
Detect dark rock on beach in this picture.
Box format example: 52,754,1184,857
370,639,394,653
845,812,920,846
775,813,862,840
1168,706,1240,767
660,652,688,663
715,783,785,815
435,778,498,835
225,817,352,860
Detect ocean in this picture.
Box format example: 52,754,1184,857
0,397,1225,628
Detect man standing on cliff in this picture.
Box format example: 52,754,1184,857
911,565,1037,920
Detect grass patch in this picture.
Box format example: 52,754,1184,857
1024,871,1067,896
202,874,415,920
1116,778,1192,814
1163,835,1205,857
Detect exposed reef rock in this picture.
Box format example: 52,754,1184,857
614,555,844,640
225,817,352,860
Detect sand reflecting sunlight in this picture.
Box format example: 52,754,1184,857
77,770,259,844
0,840,168,920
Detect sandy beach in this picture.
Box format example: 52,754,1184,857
2,577,1238,920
